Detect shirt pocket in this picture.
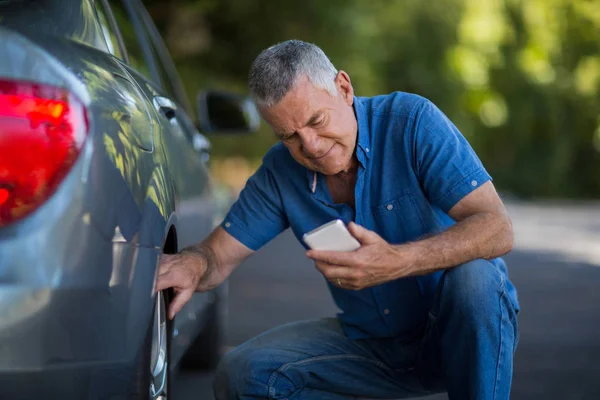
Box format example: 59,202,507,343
371,191,427,244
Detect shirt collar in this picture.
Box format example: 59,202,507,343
353,96,372,161
305,96,371,193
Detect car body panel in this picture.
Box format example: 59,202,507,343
0,0,234,395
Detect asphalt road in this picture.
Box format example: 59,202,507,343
173,201,600,400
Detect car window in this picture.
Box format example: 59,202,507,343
103,0,193,118
93,0,124,60
107,0,153,82
133,16,175,100
135,3,193,117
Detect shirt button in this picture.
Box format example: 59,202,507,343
471,180,478,187
365,148,370,153
383,309,391,315
224,222,231,228
386,204,394,211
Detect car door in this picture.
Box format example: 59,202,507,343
106,0,221,364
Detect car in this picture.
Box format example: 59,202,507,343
0,0,259,398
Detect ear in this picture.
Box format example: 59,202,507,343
335,70,354,106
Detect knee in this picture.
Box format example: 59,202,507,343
213,345,295,400
214,346,261,399
438,259,503,319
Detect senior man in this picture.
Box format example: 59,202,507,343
157,40,519,399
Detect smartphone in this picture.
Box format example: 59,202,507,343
302,219,361,252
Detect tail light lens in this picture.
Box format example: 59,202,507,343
0,80,89,226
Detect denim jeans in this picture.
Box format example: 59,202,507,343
214,259,519,399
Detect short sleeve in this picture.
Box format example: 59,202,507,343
221,163,289,251
411,100,491,213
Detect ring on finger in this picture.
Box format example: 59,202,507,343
336,278,342,287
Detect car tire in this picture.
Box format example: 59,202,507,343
180,290,226,371
131,290,172,400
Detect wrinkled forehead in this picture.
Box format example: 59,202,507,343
260,77,334,131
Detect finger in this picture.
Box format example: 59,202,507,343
316,264,352,280
348,222,381,245
168,288,194,320
314,260,341,273
156,270,180,292
306,250,353,265
157,254,176,275
334,277,358,290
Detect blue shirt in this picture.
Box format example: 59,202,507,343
221,92,515,339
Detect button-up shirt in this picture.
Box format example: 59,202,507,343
220,92,517,339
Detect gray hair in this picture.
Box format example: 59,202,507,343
248,40,339,107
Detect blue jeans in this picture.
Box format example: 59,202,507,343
214,259,519,399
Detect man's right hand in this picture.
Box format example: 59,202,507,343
156,251,209,320
155,227,255,320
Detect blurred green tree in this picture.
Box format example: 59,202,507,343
144,0,600,199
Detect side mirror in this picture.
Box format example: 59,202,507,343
196,90,261,134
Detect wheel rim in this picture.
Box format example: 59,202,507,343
150,291,168,399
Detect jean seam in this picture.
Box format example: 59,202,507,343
493,287,508,400
510,312,520,352
267,354,391,399
495,261,506,291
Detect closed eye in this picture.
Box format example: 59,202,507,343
281,133,297,142
310,115,328,128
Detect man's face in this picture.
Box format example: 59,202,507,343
259,72,357,175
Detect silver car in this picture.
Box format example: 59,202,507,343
0,0,258,398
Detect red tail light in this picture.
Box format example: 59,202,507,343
0,80,89,226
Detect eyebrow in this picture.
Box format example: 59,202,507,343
276,111,324,138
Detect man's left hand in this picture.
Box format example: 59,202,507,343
306,222,415,290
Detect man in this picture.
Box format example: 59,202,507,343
157,40,519,399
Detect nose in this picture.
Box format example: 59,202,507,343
298,130,321,157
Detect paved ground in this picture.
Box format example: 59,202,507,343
173,201,600,399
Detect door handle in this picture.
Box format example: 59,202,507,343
153,96,177,120
192,133,211,162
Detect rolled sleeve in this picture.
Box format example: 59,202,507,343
221,163,289,251
411,100,492,213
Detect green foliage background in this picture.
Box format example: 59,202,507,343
145,0,600,199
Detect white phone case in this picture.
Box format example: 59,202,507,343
302,219,361,252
